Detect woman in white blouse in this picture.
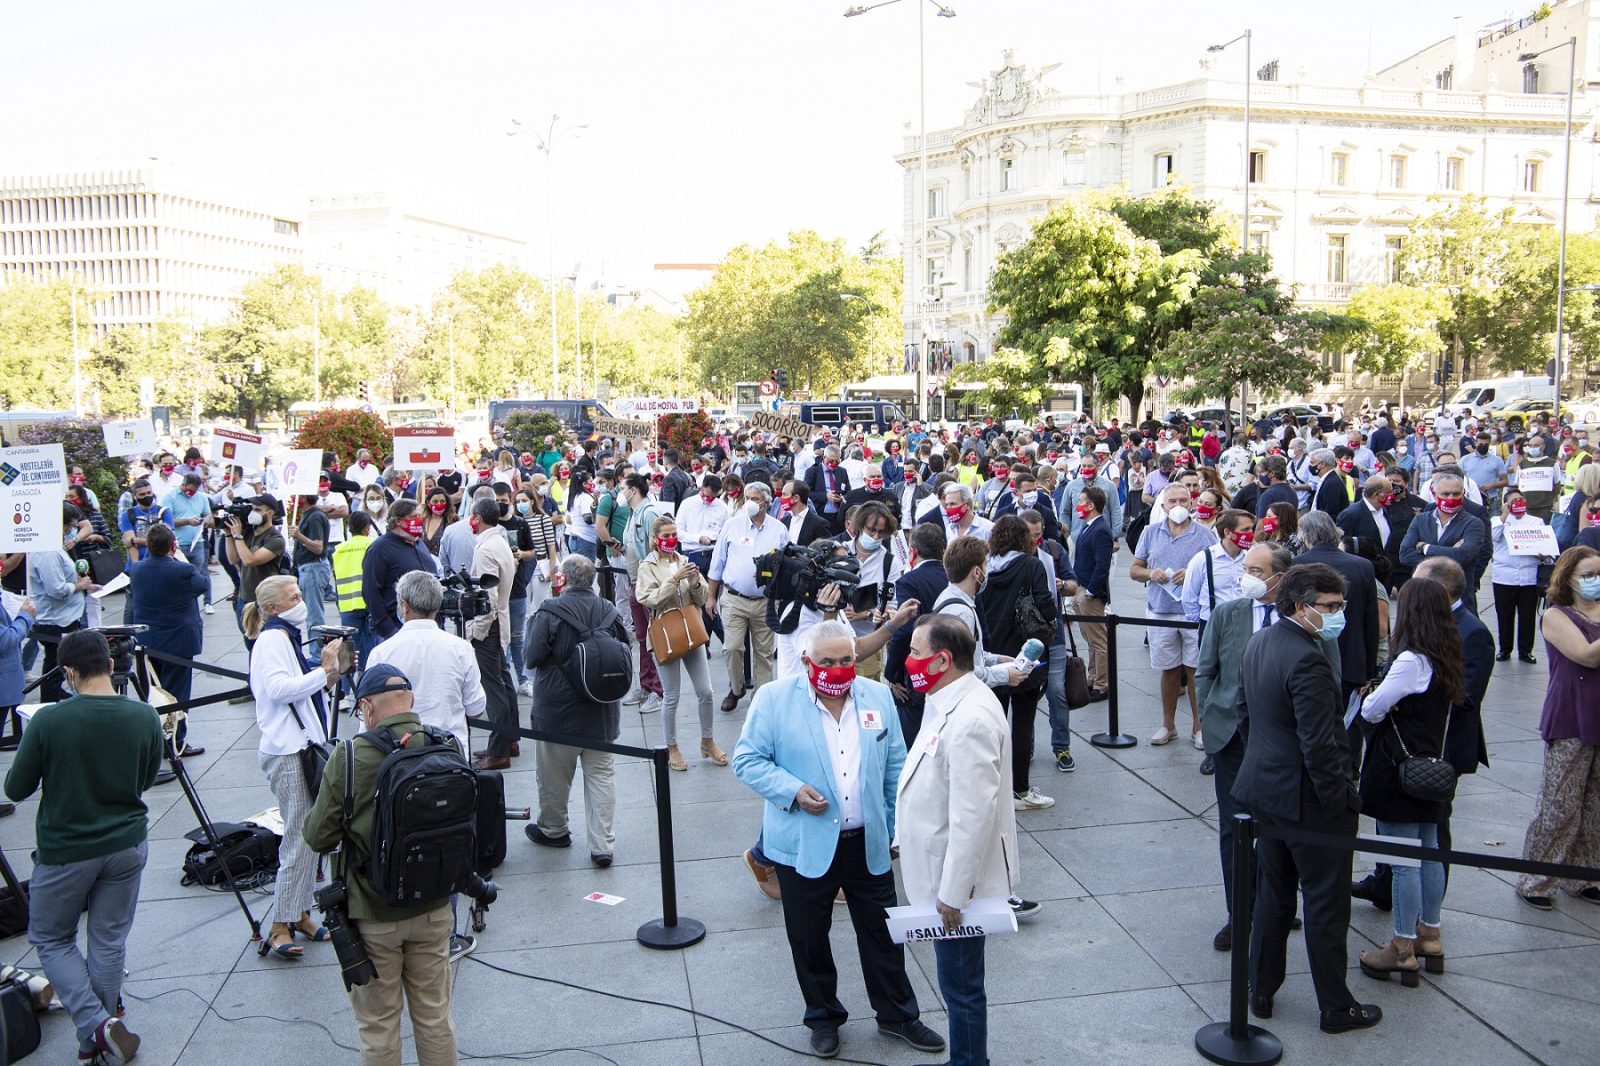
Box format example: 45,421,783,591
244,575,344,961
1490,489,1548,664
1355,579,1464,986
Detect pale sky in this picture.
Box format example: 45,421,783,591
6,1,1521,278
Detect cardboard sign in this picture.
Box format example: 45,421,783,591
750,411,818,440
0,443,66,553
1503,519,1560,557
102,418,158,458
393,426,457,470
592,417,655,441
608,398,699,416
210,428,265,469
1516,465,1556,494
277,449,323,496
885,898,1019,944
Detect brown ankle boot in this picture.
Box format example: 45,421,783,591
1359,936,1421,987
1414,921,1444,974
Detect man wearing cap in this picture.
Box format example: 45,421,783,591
304,663,461,1066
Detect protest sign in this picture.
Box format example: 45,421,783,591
0,443,66,553
102,419,158,458
393,427,457,470
277,449,324,496
750,411,818,440
210,428,265,469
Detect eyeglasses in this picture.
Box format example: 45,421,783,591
1312,600,1346,613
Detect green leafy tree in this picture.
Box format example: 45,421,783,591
16,418,124,521
0,276,81,410
417,266,552,406
89,321,189,415
1343,284,1452,380
503,411,565,454
684,230,901,396
1402,196,1525,380
292,408,392,468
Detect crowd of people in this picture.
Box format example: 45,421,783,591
1,402,1597,1063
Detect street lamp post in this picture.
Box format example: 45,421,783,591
1209,29,1252,431
508,115,587,396
845,0,955,422
1521,37,1578,423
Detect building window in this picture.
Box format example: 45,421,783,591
1385,236,1405,283
1248,230,1269,256
1256,59,1280,82
1388,154,1408,189
926,257,945,293
1063,149,1087,186
1330,152,1349,187
1153,152,1176,186
1523,63,1540,94
273,218,299,236
963,247,974,288
999,156,1016,192
1436,64,1454,90
1444,156,1464,191
1326,234,1347,284
1248,150,1267,184
1523,159,1543,193
927,186,945,219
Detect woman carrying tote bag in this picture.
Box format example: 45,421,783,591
634,515,723,771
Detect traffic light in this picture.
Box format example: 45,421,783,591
359,381,373,403
774,367,790,391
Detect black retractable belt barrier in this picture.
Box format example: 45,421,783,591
469,717,707,951
1196,812,1600,1066
1061,612,1202,750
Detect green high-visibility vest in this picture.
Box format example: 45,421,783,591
333,534,373,612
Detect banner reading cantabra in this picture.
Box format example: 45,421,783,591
393,426,457,470
0,443,66,553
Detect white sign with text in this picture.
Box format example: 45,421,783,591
102,418,158,458
0,444,67,553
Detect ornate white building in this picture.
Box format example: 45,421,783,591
901,2,1600,411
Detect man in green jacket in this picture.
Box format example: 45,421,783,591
4,629,163,1065
303,663,459,1066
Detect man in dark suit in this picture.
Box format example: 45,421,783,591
843,463,899,513
992,469,1063,544
1253,455,1298,518
883,522,948,743
1234,562,1381,1035
657,447,697,514
777,481,832,548
1293,512,1379,706
1309,448,1350,517
803,446,852,533
1353,555,1493,910
1383,468,1427,586
1398,472,1488,612
1336,476,1399,575
128,523,208,757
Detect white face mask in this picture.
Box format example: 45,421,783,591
745,500,763,520
366,499,385,512
246,510,264,526
1167,505,1191,525
277,601,308,626
1239,573,1270,601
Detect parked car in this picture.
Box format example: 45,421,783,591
1491,398,1574,431
1262,404,1336,432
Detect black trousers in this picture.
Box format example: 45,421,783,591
1250,795,1359,1013
1493,582,1540,658
772,830,919,1031
33,621,82,703
1211,733,1247,918
997,687,1042,793
473,619,518,758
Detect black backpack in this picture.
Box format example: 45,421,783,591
547,599,633,703
180,822,280,887
346,726,479,907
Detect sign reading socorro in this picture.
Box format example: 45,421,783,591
592,417,656,440
392,426,457,470
750,411,818,439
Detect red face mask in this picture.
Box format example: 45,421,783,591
181,487,197,498
1233,529,1255,549
944,504,966,521
402,516,425,537
1338,460,1356,474
657,536,679,553
1080,467,1096,481
825,460,839,470
904,652,947,694
806,659,856,699
692,465,704,474
70,475,85,486
429,500,447,515
160,464,175,476
1379,492,1395,507
904,469,917,483
1074,503,1091,518
778,495,794,514
1437,496,1464,515
701,490,716,502
1260,516,1279,535
1195,503,1217,521
993,468,1009,480
866,477,884,491
1509,498,1528,517
478,470,491,481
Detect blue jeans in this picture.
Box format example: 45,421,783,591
568,537,598,560
933,935,988,1066
297,559,333,649
1045,639,1070,753
29,841,147,1054
1377,819,1444,938
509,596,529,683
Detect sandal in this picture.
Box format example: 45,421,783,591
666,745,688,772
293,917,329,942
701,739,729,766
262,929,303,960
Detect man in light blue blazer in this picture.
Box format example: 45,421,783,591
733,620,944,1062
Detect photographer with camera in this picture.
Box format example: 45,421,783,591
465,497,518,772
221,493,286,641
245,575,344,962
708,481,788,713
5,630,162,1064
302,664,462,1066
845,502,902,680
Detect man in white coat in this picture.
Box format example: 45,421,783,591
895,613,1019,1066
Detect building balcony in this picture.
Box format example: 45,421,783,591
1306,282,1353,302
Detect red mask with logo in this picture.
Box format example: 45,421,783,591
778,495,794,515
1437,497,1464,516
904,652,947,694
826,460,839,470
657,536,679,553
1195,503,1217,521
402,516,425,538
1260,515,1279,535
1338,460,1355,474
1509,498,1528,517
866,477,884,491
805,659,856,699
70,475,85,486
904,469,917,483
1074,503,1091,519
160,464,175,476
945,504,966,521
429,500,447,515
1233,529,1254,549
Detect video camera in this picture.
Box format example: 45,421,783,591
93,624,149,681
211,501,256,523
755,543,876,612
439,568,498,625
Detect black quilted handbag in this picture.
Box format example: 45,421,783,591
1394,709,1457,804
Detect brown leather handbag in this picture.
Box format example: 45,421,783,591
647,587,710,665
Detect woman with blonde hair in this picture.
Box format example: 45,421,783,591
244,575,344,960
634,515,724,770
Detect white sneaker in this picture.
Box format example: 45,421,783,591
203,603,215,615
1150,726,1178,745
639,694,662,714
622,689,647,707
1192,731,1205,750
1013,787,1055,810
518,680,535,697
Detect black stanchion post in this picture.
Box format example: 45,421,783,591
636,746,706,950
1090,615,1136,749
1196,813,1281,1066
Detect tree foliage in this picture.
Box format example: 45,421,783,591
1343,284,1452,378
683,230,901,396
292,408,392,467
0,276,79,410
16,418,123,513
503,411,565,454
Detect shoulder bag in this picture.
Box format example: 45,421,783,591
647,571,710,665
288,701,332,800
1393,703,1456,804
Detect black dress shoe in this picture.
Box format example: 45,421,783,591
1321,1003,1382,1033
877,1019,945,1052
1249,991,1273,1019
809,1025,840,1058
1213,921,1232,952
1495,650,1511,662
1519,654,1538,665
524,825,572,848
1086,688,1108,703
1351,873,1393,912
1199,754,1215,776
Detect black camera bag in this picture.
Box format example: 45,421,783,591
0,978,40,1066
180,822,280,887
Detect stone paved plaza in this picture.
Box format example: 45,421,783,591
3,566,1596,1066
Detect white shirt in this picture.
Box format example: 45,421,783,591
348,462,381,489
943,513,994,542
812,689,864,831
850,545,900,635
249,626,331,757
1180,542,1246,622
676,493,729,549
1490,515,1545,587
1359,651,1434,725
366,619,486,752
785,507,816,544
317,491,350,543
1251,600,1277,633
1365,499,1391,546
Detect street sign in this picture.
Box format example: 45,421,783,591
1155,376,1172,388
758,379,776,397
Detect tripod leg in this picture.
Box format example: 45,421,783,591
166,742,263,942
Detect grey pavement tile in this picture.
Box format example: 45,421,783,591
1097,883,1314,985
1009,830,1092,902
697,1021,948,1065
976,895,1176,1002
1446,943,1600,1005
1010,767,1192,830
458,1038,704,1066
1124,763,1227,817
1034,818,1223,896
27,972,226,1066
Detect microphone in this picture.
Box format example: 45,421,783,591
1015,637,1046,673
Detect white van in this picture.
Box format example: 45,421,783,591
1444,376,1554,420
